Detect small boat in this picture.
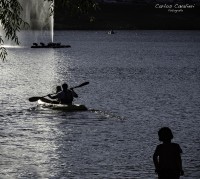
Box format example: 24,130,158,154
108,30,115,34
31,42,71,48
38,98,88,111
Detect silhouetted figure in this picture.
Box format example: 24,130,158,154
48,83,78,105
40,42,45,46
47,42,51,46
153,127,184,179
56,86,62,93
56,43,61,47
33,43,38,46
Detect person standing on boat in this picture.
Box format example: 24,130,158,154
48,83,78,105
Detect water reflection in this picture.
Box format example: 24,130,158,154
1,45,23,48
0,113,62,178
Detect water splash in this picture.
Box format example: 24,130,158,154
51,14,54,43
20,0,54,42
50,0,54,43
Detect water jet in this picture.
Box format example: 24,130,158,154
0,0,55,47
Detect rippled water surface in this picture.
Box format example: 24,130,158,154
0,31,200,178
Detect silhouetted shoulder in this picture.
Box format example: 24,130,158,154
154,143,182,156
171,143,183,153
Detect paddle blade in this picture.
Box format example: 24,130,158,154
28,94,52,102
77,81,89,87
73,81,89,89
28,97,41,102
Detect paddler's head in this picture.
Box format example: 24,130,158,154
158,127,173,142
62,83,68,90
56,86,62,93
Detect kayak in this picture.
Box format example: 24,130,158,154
38,99,88,111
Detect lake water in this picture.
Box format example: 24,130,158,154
0,30,200,179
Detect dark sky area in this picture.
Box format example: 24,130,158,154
54,0,200,30
97,0,200,4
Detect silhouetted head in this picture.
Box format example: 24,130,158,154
62,83,68,90
158,127,173,142
56,86,62,93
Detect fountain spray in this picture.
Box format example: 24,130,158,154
0,0,54,46
50,0,54,43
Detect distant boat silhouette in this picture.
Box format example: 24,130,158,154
108,30,115,34
31,42,71,48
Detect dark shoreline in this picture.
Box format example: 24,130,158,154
54,3,200,30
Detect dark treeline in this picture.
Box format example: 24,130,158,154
54,2,200,30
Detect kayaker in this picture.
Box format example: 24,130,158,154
153,127,184,179
56,86,62,93
48,83,78,105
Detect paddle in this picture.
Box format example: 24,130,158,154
28,81,89,102
70,81,89,89
28,94,55,102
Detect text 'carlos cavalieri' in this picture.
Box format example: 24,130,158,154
155,4,195,13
